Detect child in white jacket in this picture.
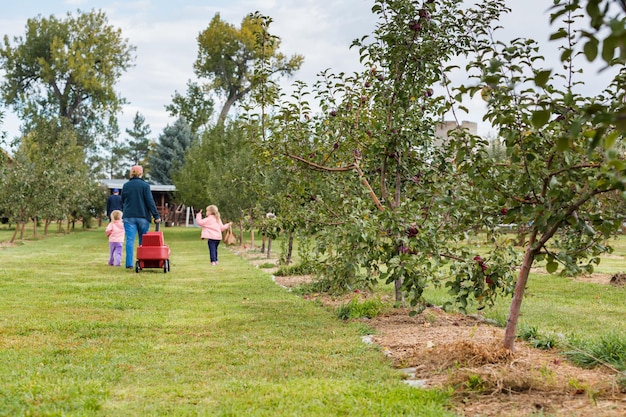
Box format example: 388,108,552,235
105,210,125,266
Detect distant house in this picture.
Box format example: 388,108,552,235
100,179,177,224
435,120,478,143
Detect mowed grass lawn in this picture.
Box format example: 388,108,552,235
0,225,454,417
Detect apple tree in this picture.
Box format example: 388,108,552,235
452,0,626,349
246,0,519,306
245,0,626,352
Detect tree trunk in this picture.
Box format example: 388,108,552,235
260,234,266,254
267,238,272,259
44,219,50,235
249,209,255,250
503,245,536,350
286,231,294,264
20,221,26,239
9,223,19,243
32,217,37,238
394,278,404,306
217,93,240,125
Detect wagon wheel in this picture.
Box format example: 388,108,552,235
163,259,170,273
135,260,141,273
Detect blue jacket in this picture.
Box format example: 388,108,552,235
106,194,122,218
121,178,161,221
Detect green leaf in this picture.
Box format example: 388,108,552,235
546,261,558,274
556,136,570,151
602,37,616,63
549,28,568,40
534,70,552,87
583,38,599,61
560,48,572,62
605,131,619,149
531,110,550,128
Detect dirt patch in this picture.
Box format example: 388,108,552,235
367,307,625,417
233,246,626,417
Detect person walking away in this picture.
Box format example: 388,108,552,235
106,188,123,221
105,210,124,266
196,205,232,266
121,165,161,269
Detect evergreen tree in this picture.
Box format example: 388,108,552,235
126,112,152,167
149,118,194,184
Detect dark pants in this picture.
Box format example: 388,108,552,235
207,239,220,262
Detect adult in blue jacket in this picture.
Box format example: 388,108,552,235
121,165,161,269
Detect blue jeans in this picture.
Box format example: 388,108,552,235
207,239,220,263
124,218,150,268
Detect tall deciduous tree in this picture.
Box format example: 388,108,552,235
0,9,135,149
149,118,194,185
194,12,304,124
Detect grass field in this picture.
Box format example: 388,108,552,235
0,223,455,416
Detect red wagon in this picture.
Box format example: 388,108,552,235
135,223,171,273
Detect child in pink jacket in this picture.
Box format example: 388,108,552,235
196,205,232,266
105,210,125,266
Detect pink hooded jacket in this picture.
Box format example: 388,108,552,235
196,213,230,240
105,220,125,243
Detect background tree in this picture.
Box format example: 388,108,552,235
148,118,195,185
0,151,34,242
89,118,128,179
194,12,304,124
165,80,214,135
0,108,5,142
0,117,96,239
0,9,135,150
125,111,152,168
174,122,263,222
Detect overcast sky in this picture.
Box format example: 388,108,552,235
0,0,614,148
